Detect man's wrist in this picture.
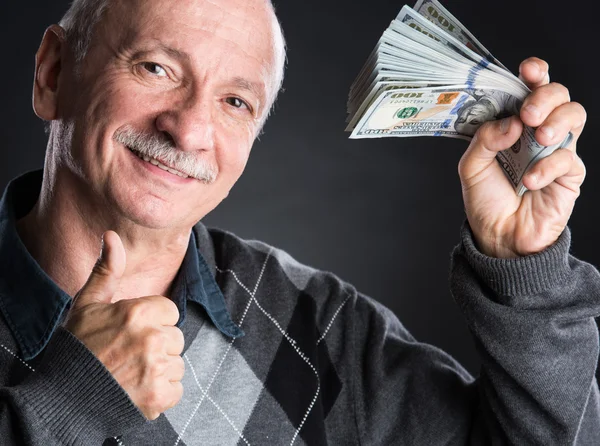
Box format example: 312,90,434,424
458,221,572,297
472,233,520,259
468,221,554,259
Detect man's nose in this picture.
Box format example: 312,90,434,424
155,92,215,153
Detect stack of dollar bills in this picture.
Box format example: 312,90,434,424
346,0,572,196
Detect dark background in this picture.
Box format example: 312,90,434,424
1,0,598,374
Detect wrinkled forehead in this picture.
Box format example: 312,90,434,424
101,0,279,71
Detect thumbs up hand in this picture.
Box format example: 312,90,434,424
64,231,185,420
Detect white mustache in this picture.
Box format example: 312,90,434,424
114,125,218,183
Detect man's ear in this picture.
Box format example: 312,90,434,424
33,25,67,121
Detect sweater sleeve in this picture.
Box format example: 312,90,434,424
351,224,600,445
0,328,146,445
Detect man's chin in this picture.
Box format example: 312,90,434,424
109,195,185,231
128,208,184,230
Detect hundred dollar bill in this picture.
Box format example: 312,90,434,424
350,86,569,195
346,1,573,196
411,0,507,69
499,127,572,196
351,86,521,139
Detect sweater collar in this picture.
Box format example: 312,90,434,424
0,170,243,360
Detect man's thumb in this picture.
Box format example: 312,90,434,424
459,116,523,180
74,231,126,306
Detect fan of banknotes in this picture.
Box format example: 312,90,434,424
346,0,572,196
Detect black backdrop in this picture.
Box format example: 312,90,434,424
1,0,598,374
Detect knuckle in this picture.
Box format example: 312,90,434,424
174,356,185,377
91,263,110,278
565,149,575,163
534,57,549,71
173,328,185,351
549,82,570,101
124,301,148,327
165,299,180,322
571,102,587,124
575,154,586,173
153,296,179,324
143,331,165,353
556,151,574,176
148,356,169,378
522,56,545,68
171,382,184,406
555,148,575,168
552,150,572,170
165,381,183,409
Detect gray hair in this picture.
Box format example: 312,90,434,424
59,0,109,65
58,0,286,120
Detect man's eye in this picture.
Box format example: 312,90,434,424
141,62,167,77
225,97,250,110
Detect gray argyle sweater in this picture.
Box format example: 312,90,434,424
1,170,600,445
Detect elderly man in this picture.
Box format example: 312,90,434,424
0,0,598,444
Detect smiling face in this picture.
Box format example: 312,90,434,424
51,0,281,230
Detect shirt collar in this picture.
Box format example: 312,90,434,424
0,170,243,361
174,227,244,338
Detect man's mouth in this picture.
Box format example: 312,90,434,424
126,146,191,179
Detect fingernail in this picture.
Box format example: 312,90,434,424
523,104,541,118
540,126,555,140
500,117,511,134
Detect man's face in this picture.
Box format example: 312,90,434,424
56,0,278,230
454,100,496,136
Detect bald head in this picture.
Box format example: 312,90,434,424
59,0,286,115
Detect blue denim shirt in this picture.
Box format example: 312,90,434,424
0,170,243,361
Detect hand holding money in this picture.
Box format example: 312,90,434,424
459,58,587,258
346,1,587,258
346,0,577,196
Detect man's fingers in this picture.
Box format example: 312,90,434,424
162,326,185,355
475,116,523,155
532,102,587,149
168,381,184,410
459,116,523,182
522,149,584,191
519,57,550,89
168,355,185,382
136,295,180,326
520,82,571,128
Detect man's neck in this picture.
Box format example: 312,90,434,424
15,166,193,302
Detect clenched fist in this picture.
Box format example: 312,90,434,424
64,231,185,420
458,57,587,258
